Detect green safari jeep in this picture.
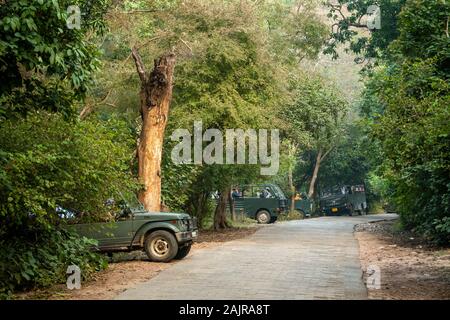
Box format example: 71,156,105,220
287,196,313,217
68,205,198,263
232,184,288,224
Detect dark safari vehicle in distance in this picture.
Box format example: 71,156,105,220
230,184,288,224
287,193,314,218
319,185,368,216
66,198,198,263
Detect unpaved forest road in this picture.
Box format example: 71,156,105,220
117,214,397,300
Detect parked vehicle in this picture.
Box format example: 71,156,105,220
319,185,368,216
222,184,288,224
287,194,313,217
66,201,197,262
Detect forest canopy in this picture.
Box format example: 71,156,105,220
0,0,448,297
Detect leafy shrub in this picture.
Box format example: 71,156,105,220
0,0,109,120
278,210,304,221
0,228,107,299
0,112,138,297
0,112,139,228
370,60,450,244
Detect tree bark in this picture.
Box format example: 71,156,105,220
131,47,176,212
308,149,322,199
307,147,334,199
214,188,230,231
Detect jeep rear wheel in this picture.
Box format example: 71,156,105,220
144,230,178,262
175,243,192,260
256,210,271,224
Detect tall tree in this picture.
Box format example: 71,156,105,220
281,73,348,198
131,48,176,211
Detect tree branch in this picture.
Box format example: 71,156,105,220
320,147,334,162
121,9,156,14
79,88,113,120
446,16,449,38
178,37,193,56
131,47,147,84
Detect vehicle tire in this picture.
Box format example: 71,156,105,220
144,230,178,262
256,210,271,224
174,243,192,260
295,210,306,219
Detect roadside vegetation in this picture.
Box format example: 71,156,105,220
328,0,450,244
0,0,448,298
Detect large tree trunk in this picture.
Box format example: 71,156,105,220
214,188,230,231
132,47,176,212
308,149,322,198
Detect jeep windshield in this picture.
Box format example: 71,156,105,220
271,185,287,200
116,191,145,211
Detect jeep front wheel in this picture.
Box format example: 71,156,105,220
144,230,178,262
175,243,192,260
256,210,271,224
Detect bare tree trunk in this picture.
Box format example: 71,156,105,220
131,47,176,212
288,168,295,213
214,188,230,231
308,147,334,199
228,186,236,221
308,150,322,199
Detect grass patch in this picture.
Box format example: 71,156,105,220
278,210,304,222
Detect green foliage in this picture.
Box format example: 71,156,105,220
278,210,303,221
161,160,199,212
371,61,450,243
0,228,107,299
392,0,450,70
317,124,370,190
281,73,348,150
325,0,406,65
79,0,334,221
0,112,139,230
359,0,450,244
0,1,118,296
89,0,300,218
280,73,349,193
0,0,110,120
263,0,329,65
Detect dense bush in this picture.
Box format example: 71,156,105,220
0,112,138,297
0,112,139,228
356,0,450,244
375,63,450,243
0,229,107,299
0,0,109,120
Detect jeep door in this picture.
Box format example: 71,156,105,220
72,215,134,249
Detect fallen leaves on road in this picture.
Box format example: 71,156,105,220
356,220,450,300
